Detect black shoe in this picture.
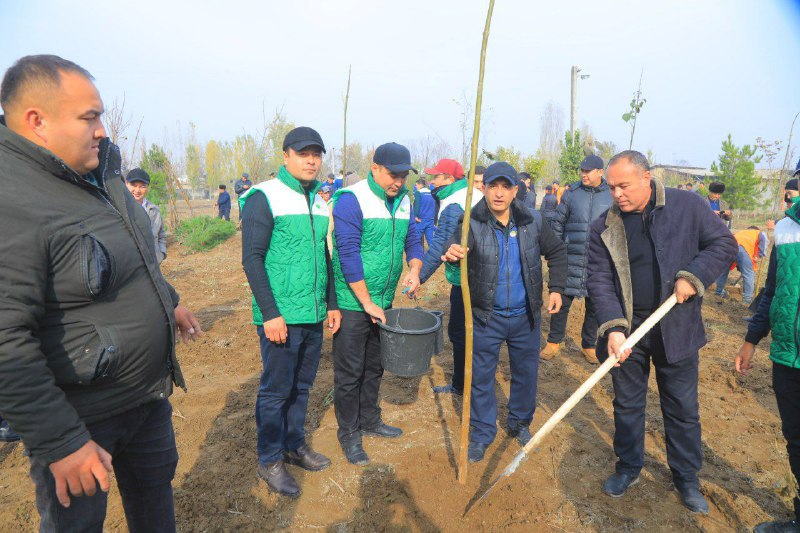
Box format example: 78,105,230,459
754,519,800,533
602,472,640,497
433,384,463,395
257,461,300,498
507,424,532,446
0,421,20,443
467,442,488,463
284,444,331,472
341,441,370,466
362,423,403,438
675,485,709,514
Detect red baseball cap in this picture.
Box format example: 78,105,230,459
424,159,465,179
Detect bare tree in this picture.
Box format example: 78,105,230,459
538,100,565,181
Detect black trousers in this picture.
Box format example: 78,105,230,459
547,294,598,349
773,362,800,521
448,285,466,393
333,309,384,444
601,324,702,489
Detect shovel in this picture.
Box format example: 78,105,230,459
466,294,678,515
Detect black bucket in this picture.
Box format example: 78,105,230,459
378,308,441,377
430,311,444,355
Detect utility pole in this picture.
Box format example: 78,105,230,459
570,65,579,138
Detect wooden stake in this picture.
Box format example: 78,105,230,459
342,65,352,187
457,0,496,485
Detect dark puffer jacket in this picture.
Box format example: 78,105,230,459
450,198,567,324
0,121,183,465
549,180,612,297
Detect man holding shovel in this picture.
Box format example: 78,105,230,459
330,142,424,466
441,162,567,462
586,151,737,514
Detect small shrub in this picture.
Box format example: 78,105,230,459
175,216,236,252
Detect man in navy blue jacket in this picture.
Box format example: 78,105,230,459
442,162,567,462
586,151,737,514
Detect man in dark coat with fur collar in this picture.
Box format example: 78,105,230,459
586,151,737,514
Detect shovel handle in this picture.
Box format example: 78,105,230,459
520,294,678,457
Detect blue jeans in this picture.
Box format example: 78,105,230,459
470,313,541,445
256,323,323,465
715,245,755,302
29,400,178,533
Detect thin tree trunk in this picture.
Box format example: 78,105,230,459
342,66,351,187
458,0,496,485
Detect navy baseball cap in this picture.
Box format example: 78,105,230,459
126,168,150,185
283,126,326,153
483,162,518,185
320,184,333,193
242,172,250,178
373,142,418,174
580,154,604,171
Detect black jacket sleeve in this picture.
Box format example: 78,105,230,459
326,241,338,311
586,217,629,336
241,192,281,321
745,247,777,345
538,216,567,293
0,217,90,464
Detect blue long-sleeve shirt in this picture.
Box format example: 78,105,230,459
333,192,424,283
420,202,464,283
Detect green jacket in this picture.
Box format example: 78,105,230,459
239,167,330,325
768,202,800,367
331,173,411,311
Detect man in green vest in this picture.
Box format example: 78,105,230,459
331,142,425,465
735,178,800,533
240,126,341,498
419,158,483,395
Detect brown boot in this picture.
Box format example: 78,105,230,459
581,348,599,365
540,342,560,360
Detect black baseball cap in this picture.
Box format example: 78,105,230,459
126,168,150,185
483,162,518,185
283,126,326,153
580,154,604,171
373,142,418,174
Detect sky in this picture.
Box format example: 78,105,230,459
3,0,800,169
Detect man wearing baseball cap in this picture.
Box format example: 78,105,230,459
126,168,168,263
542,154,612,364
441,162,567,461
419,158,483,395
330,142,424,465
234,172,253,221
240,126,341,497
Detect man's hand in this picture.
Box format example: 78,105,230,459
327,310,342,335
415,217,422,223
674,278,698,304
363,301,386,324
264,315,288,344
735,342,756,376
49,440,113,508
442,244,467,263
175,305,203,343
608,331,632,365
547,292,562,314
402,271,421,298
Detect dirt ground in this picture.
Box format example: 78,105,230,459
1,220,797,532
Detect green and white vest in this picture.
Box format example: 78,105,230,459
436,179,483,285
239,167,329,325
769,201,800,368
332,173,411,311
